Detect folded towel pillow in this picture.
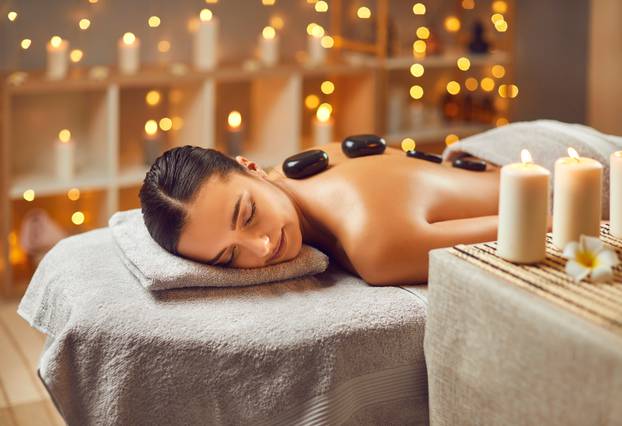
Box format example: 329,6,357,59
109,209,329,291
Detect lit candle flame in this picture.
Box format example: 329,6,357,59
568,147,580,161
316,104,332,122
262,26,276,39
227,111,242,129
50,36,63,48
520,149,533,165
199,8,213,22
122,32,136,45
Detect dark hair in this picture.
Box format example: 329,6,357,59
139,146,246,254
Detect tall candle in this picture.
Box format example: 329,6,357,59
259,26,278,67
312,104,333,146
226,111,243,157
193,9,218,71
55,129,75,181
552,147,603,248
118,32,140,75
46,36,69,80
143,120,163,166
307,33,326,66
497,149,550,263
610,151,622,238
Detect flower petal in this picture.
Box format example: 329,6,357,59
581,234,604,255
590,265,613,283
595,249,620,269
563,241,580,259
565,260,591,282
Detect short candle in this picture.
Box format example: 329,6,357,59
193,9,218,71
497,149,550,263
118,32,140,75
552,147,603,248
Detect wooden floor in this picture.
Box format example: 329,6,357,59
0,300,65,426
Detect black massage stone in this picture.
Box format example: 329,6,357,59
282,149,329,179
341,134,386,158
452,157,487,172
406,150,443,164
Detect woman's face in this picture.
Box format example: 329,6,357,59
177,158,302,268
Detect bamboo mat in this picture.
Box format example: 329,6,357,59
450,223,622,336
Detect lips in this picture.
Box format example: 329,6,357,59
269,228,286,263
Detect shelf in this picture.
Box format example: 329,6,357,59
117,165,149,188
385,122,493,146
9,169,113,199
380,50,510,70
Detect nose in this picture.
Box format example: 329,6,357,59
241,233,272,258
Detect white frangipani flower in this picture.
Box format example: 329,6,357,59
562,235,619,283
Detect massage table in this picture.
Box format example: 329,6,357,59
18,227,429,425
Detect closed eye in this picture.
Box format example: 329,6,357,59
244,199,256,227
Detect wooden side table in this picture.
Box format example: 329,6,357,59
424,225,622,426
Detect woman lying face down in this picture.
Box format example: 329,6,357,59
139,143,502,285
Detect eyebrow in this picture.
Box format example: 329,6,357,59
205,193,243,265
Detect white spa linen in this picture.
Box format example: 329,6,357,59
109,209,329,290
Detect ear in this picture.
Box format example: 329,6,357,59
235,155,268,178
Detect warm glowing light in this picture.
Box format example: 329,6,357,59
357,6,371,19
496,117,509,127
412,3,426,15
205,0,218,3
70,49,84,63
410,63,424,77
494,19,508,32
71,211,85,226
462,0,475,9
568,147,580,160
305,94,320,109
413,40,427,54
416,26,430,40
7,11,17,21
58,129,71,143
122,32,136,45
465,77,478,91
492,64,506,78
145,90,161,106
401,138,416,152
79,18,91,30
20,39,31,50
50,36,63,48
315,0,328,12
200,8,213,22
318,102,333,114
320,35,334,48
306,23,318,35
444,16,461,32
148,16,161,28
445,134,459,145
321,81,335,95
159,117,173,131
145,120,158,135
492,0,508,13
89,0,98,3
310,24,325,38
508,84,518,98
262,0,276,4
410,85,424,100
521,149,533,165
228,111,242,128
23,189,35,202
270,15,284,29
491,13,504,23
316,104,332,122
158,40,171,53
67,188,80,201
457,57,471,71
446,81,461,95
480,77,495,92
262,26,276,39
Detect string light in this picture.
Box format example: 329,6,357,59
491,13,504,23
357,6,371,19
145,90,161,106
262,26,276,39
401,138,416,152
320,35,334,48
148,16,161,28
444,16,461,32
228,111,242,128
315,0,328,12
316,104,332,122
492,1,508,13
71,211,85,226
445,134,460,145
416,26,430,39
199,8,213,22
412,3,426,15
23,189,35,202
158,40,171,53
321,80,335,95
457,57,471,71
20,39,31,50
446,81,461,95
465,77,478,91
159,117,173,131
480,77,495,92
67,188,80,201
122,32,136,45
492,64,506,78
50,36,63,48
412,40,426,54
70,49,84,63
410,85,424,100
79,18,91,30
270,15,284,30
144,120,158,135
58,129,72,143
462,0,475,9
305,94,320,109
410,63,424,77
7,11,17,22
494,19,508,32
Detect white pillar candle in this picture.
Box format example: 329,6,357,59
497,149,550,263
552,147,603,248
610,151,622,238
259,26,278,67
193,9,218,71
312,104,333,146
55,129,75,181
118,32,140,75
307,34,326,66
46,36,69,80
